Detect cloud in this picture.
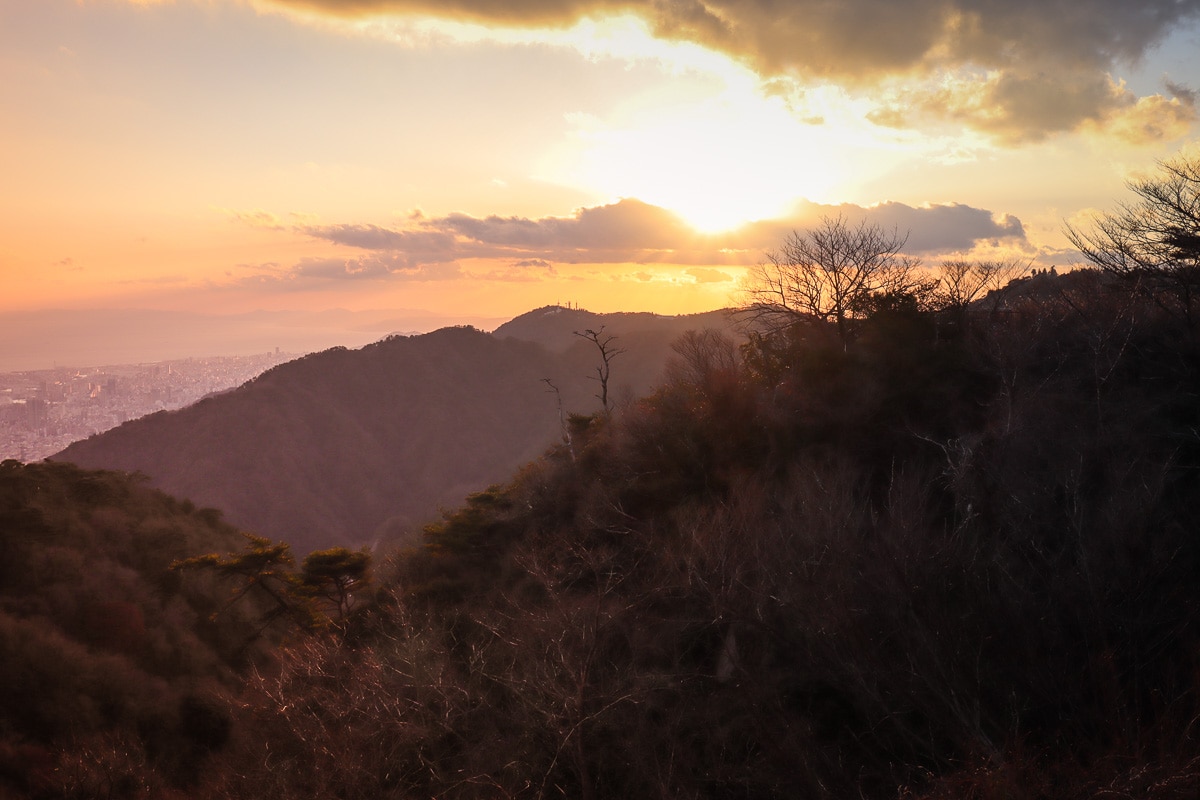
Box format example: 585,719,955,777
231,253,462,289
294,253,462,280
476,258,558,282
233,196,1029,284
260,0,1200,142
731,200,1029,257
223,209,288,230
1165,79,1199,108
1096,83,1198,145
436,199,696,252
686,267,733,284
842,202,1025,253
873,71,1198,144
297,198,704,265
301,223,457,255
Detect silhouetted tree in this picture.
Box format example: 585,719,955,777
172,534,319,637
1066,152,1200,326
666,329,739,390
542,377,574,459
936,258,1029,313
575,326,626,413
741,215,927,346
299,547,371,625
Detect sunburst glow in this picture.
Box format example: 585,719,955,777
292,10,989,233
3,0,1194,335
555,89,855,234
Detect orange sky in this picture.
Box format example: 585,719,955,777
2,0,1200,349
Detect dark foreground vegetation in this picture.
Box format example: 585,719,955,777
8,156,1200,798
0,460,273,797
10,264,1200,798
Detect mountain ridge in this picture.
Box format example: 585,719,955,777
53,307,737,553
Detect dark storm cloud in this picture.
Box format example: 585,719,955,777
267,0,1200,140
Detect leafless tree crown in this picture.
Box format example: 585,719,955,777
1066,154,1200,277
740,215,923,343
1065,153,1200,326
937,258,1030,311
574,326,627,413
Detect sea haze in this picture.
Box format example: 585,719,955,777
0,308,508,371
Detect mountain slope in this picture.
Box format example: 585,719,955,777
207,275,1200,799
0,459,277,794
54,309,736,552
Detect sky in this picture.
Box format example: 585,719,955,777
2,0,1200,365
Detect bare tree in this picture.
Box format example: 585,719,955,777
741,215,924,346
665,328,738,389
936,258,1030,313
542,377,574,460
574,327,626,413
1065,153,1200,324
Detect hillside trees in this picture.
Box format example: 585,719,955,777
1066,153,1200,327
935,257,1028,313
0,460,277,796
173,536,373,636
300,547,372,622
741,215,934,345
16,244,1200,797
175,268,1200,799
56,313,726,555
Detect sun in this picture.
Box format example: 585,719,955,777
399,12,864,234
548,66,854,234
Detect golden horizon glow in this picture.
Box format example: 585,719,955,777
1,0,1198,336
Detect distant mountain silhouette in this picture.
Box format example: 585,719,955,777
54,307,736,553
494,306,730,352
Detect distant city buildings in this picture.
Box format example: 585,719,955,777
0,352,295,463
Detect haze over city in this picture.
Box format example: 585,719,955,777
3,0,1200,368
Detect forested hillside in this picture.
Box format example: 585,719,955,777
170,261,1200,799
0,460,280,797
11,262,1200,797
55,308,736,554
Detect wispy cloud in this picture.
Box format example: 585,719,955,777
686,267,734,284
223,209,288,230
298,224,456,255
